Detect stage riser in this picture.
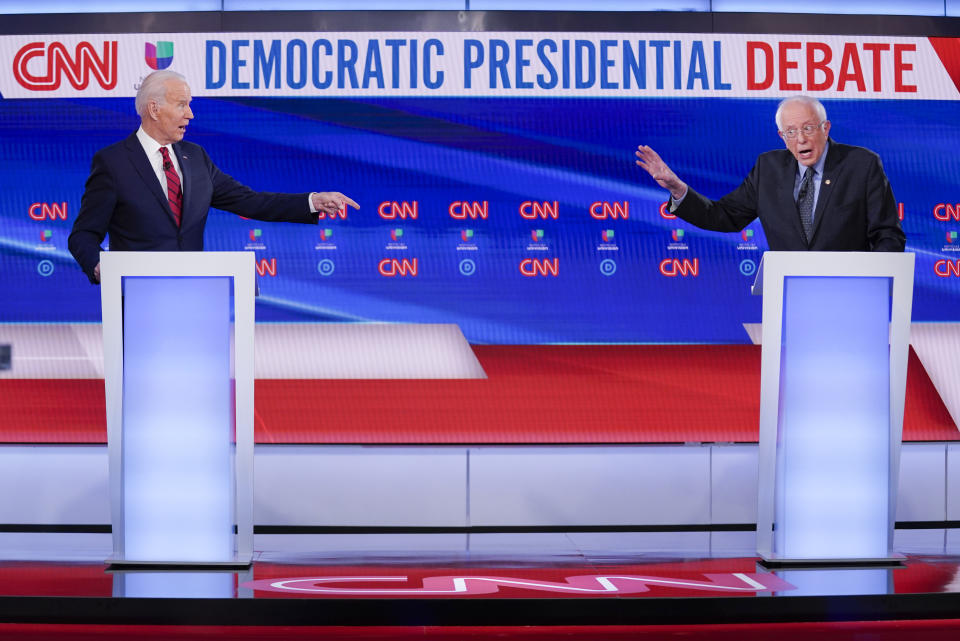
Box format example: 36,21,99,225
0,443,957,528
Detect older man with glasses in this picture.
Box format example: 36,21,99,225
635,95,905,252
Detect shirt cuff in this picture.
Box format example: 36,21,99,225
668,186,688,211
308,193,318,213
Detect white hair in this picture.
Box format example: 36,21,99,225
135,70,187,118
775,96,827,130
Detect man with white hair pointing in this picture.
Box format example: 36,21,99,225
69,69,359,283
635,95,904,252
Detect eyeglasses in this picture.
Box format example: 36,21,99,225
780,122,825,140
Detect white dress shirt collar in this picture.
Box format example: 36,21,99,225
135,126,182,187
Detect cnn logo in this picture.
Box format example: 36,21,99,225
519,201,559,219
934,260,960,277
589,201,629,220
519,258,559,277
14,41,117,91
255,258,277,277
318,204,348,220
659,258,699,277
378,258,418,277
934,204,960,221
449,201,489,219
29,202,68,221
378,201,418,219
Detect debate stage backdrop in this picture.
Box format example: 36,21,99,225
1,17,958,442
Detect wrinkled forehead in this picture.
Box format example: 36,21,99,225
164,80,191,101
780,102,819,126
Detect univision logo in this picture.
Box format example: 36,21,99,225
145,42,174,70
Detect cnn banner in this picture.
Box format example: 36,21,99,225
1,31,959,99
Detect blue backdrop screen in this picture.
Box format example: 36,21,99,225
2,95,956,343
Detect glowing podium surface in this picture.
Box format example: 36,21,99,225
100,251,254,567
752,252,914,565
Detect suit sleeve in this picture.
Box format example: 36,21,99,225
204,151,317,224
864,155,906,252
672,162,761,233
68,151,116,284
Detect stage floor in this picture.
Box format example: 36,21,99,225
1,529,960,630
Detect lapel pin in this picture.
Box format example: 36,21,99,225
825,179,831,185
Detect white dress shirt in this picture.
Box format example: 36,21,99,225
135,126,182,193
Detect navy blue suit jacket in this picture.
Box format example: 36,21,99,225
672,140,905,252
69,132,317,283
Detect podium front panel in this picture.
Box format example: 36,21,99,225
101,251,255,567
775,275,891,559
755,252,914,564
122,276,233,562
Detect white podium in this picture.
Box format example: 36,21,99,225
100,251,255,567
752,252,914,566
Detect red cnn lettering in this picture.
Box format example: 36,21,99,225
894,44,917,93
519,258,559,277
378,201,419,220
659,202,676,220
378,258,419,277
28,202,68,221
897,202,904,221
806,42,833,92
934,260,960,277
659,258,699,277
747,41,774,90
589,201,629,220
933,204,960,221
317,205,347,220
449,201,489,219
13,41,118,91
255,258,277,277
519,201,559,219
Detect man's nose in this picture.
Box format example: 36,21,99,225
185,107,194,119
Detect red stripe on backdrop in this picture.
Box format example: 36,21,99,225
929,37,960,95
1,621,960,641
0,345,954,444
254,345,763,443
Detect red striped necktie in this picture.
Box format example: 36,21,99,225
159,146,182,227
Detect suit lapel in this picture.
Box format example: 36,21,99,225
777,154,808,247
124,133,175,222
809,140,840,244
173,142,192,230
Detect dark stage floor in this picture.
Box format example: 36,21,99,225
1,529,960,630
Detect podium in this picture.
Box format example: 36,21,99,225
752,252,914,565
100,251,255,567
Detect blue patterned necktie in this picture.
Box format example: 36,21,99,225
796,167,815,243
